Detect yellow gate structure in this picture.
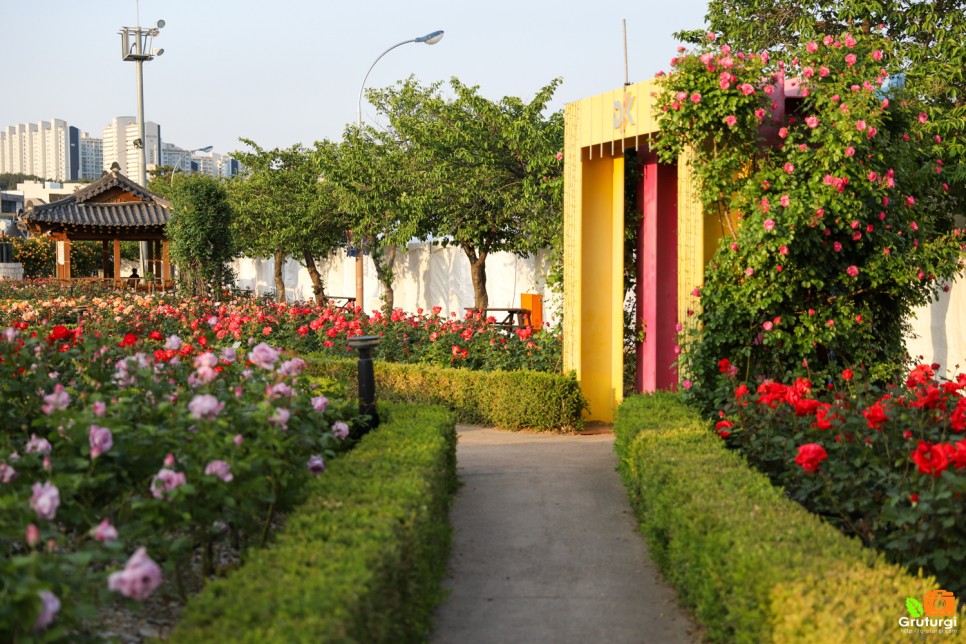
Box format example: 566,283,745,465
563,79,723,422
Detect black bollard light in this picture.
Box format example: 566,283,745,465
347,335,381,437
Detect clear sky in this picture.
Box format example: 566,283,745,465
4,0,710,157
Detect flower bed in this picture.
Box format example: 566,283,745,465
173,403,457,643
614,392,960,642
713,363,966,596
0,316,358,638
0,281,562,374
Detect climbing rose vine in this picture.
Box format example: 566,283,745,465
654,31,963,413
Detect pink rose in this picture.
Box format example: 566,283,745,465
764,219,776,232
690,93,702,104
780,195,790,207
93,518,119,542
332,421,350,440
41,384,71,415
763,321,774,332
845,53,857,66
846,265,860,277
204,460,234,483
108,548,162,601
312,395,329,412
269,407,291,430
805,116,819,129
188,394,225,421
806,41,818,53
278,357,306,377
783,163,794,174
151,468,186,500
247,342,280,370
33,590,60,631
26,434,52,455
89,425,113,459
725,115,737,127
30,482,60,520
307,455,326,476
918,112,928,124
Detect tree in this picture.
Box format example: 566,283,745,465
229,141,348,303
368,77,565,309
166,174,237,296
656,32,964,413
0,173,44,190
315,128,426,312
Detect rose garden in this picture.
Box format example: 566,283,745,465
3,4,966,642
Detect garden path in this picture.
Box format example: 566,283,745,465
430,425,699,644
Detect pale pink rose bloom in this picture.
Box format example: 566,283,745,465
194,352,219,370
0,463,15,484
233,434,244,446
764,219,776,232
92,400,107,417
266,383,294,399
805,116,819,128
763,321,774,331
164,335,183,351
89,425,113,459
33,590,60,631
163,453,176,468
151,468,186,500
30,482,60,520
2,327,18,342
26,434,52,455
278,357,306,377
311,395,329,412
307,455,326,476
108,548,162,600
188,394,225,421
204,460,233,482
41,385,71,415
248,343,280,370
724,115,737,127
332,421,350,440
806,41,818,53
94,518,119,542
268,407,291,430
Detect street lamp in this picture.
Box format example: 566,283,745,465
353,29,444,311
171,146,213,185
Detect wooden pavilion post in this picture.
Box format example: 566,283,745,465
113,239,122,280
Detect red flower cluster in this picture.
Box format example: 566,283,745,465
794,443,828,474
911,440,966,477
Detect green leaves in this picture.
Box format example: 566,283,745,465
907,596,925,618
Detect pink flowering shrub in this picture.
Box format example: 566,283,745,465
0,311,358,638
656,32,963,415
714,363,966,595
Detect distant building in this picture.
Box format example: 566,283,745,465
101,116,136,176
78,132,103,180
0,119,78,181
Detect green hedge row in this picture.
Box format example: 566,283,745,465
306,356,587,432
172,403,458,643
614,393,965,643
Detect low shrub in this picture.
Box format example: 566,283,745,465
173,403,457,643
614,393,964,643
306,356,587,432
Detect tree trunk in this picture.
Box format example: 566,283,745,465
373,245,397,312
464,246,489,310
273,248,286,303
302,249,326,304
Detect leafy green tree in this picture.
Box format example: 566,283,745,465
368,77,565,309
229,141,347,303
656,32,963,413
315,129,426,312
0,173,44,190
166,174,237,296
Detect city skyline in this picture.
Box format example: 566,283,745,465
3,1,709,156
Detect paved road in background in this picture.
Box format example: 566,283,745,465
430,426,700,644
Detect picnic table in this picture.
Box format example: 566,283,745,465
465,307,532,329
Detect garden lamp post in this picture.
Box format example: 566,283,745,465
347,335,382,436
354,29,444,311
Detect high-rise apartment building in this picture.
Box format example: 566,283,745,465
101,116,136,176
78,133,103,180
0,120,77,181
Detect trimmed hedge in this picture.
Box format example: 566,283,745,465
615,393,966,643
306,356,586,432
172,403,457,643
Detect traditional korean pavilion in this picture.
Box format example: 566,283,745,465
20,163,172,283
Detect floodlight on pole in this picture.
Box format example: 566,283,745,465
354,29,444,310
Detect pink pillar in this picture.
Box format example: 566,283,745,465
635,152,679,392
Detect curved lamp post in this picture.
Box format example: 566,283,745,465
170,145,213,185
353,29,444,310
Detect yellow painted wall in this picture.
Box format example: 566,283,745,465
564,79,708,422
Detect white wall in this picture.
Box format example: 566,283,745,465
907,275,966,377
231,242,560,321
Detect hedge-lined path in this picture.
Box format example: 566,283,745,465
431,425,699,644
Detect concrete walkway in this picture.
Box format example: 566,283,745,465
430,426,699,644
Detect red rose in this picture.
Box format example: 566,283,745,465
794,443,828,474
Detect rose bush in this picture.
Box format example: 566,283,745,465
0,314,357,639
655,31,963,414
715,363,966,595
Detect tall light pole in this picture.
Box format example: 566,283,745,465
119,19,165,187
171,146,213,185
120,16,164,275
354,29,444,312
